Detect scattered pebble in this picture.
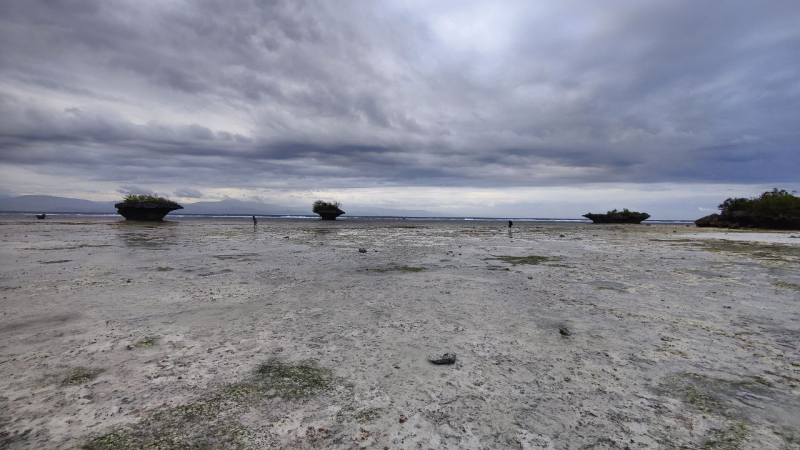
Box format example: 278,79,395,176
358,248,367,253
559,326,572,336
428,353,457,365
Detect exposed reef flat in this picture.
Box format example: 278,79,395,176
1,216,798,448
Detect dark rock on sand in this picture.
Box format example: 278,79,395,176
695,213,729,228
428,353,457,365
359,248,367,253
115,201,183,221
559,325,573,336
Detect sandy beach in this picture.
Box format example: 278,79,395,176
1,216,799,449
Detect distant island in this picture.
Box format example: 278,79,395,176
695,188,800,230
583,209,650,224
312,200,344,220
115,195,183,221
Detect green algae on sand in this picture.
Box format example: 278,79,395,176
492,255,563,265
78,359,337,449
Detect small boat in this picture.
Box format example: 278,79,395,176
36,214,46,220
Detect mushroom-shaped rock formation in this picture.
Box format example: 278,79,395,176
583,209,650,224
312,200,345,220
115,196,183,221
316,210,344,220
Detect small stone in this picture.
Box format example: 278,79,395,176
559,234,565,238
399,415,408,423
428,353,457,365
559,325,572,336
358,248,367,253
527,276,533,280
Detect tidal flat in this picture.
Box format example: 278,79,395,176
0,215,799,449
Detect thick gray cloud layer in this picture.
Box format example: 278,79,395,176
1,0,799,199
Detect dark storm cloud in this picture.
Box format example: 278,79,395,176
0,0,799,194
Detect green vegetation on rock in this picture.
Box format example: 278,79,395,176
123,194,172,204
312,200,343,214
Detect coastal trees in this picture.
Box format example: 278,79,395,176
696,188,800,229
718,188,799,217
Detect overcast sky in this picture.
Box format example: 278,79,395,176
1,0,798,218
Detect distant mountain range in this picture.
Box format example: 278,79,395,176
0,195,438,217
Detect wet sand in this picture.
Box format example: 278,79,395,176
1,215,799,449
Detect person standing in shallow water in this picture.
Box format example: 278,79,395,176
508,220,513,228
252,215,257,229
